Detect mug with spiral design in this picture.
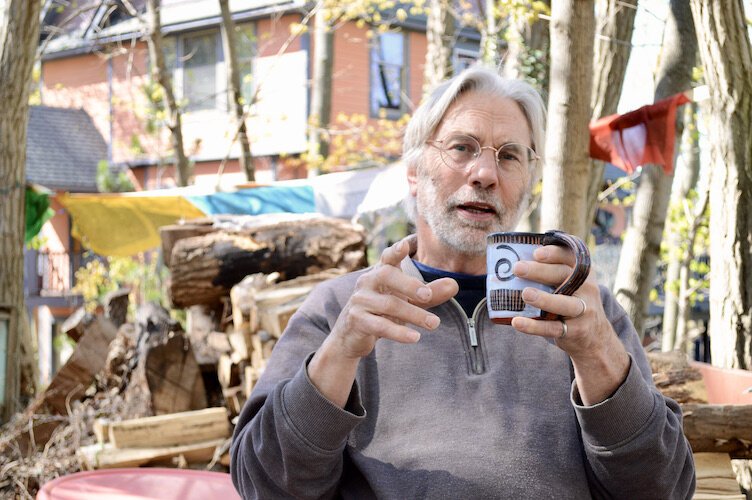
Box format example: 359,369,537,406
486,230,591,324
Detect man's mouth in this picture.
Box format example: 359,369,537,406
457,202,498,216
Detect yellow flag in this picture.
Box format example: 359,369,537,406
58,193,206,257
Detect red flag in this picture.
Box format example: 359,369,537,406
589,93,691,174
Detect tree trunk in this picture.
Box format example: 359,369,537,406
689,0,752,369
0,0,41,422
584,0,638,227
540,0,594,238
423,0,455,96
219,0,255,182
612,0,697,338
502,0,551,91
307,3,334,175
478,0,497,67
145,0,191,186
662,104,701,351
168,218,367,307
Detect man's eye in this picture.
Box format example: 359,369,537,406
449,143,473,153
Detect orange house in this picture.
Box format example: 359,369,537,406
39,0,482,190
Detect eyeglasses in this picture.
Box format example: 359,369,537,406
426,134,540,175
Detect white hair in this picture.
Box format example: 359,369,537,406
402,65,547,221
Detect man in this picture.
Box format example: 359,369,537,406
230,66,696,499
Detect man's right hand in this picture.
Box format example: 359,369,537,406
307,238,458,407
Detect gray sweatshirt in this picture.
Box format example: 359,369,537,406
231,256,696,499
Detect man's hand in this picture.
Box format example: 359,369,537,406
510,245,630,405
308,239,458,407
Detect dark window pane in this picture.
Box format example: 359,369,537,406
370,32,404,116
183,32,217,111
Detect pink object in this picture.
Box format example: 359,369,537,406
37,468,241,500
691,361,752,405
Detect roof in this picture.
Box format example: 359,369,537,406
26,105,107,192
41,0,305,58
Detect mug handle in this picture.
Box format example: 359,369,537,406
539,230,591,320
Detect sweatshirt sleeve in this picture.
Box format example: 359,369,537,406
571,286,696,499
230,280,366,499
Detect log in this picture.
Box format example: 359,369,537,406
103,287,130,328
78,438,226,470
683,404,752,459
60,307,94,342
186,304,223,365
693,453,745,499
159,219,216,268
108,407,229,449
647,350,708,404
123,303,207,415
168,217,366,307
0,316,117,455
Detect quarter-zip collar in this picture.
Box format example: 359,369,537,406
400,236,489,375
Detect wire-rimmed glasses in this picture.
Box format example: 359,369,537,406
426,134,540,175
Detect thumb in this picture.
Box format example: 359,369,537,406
423,277,459,308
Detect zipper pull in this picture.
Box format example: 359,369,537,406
468,317,478,347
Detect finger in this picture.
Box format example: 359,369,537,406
513,260,573,287
422,277,459,308
379,238,411,268
533,245,576,267
355,290,441,330
511,316,566,339
359,311,424,344
359,265,435,303
520,287,587,318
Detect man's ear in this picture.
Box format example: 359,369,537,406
407,162,418,196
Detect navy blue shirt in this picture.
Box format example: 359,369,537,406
412,259,486,318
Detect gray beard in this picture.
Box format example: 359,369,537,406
415,170,527,255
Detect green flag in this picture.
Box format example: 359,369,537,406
25,186,54,244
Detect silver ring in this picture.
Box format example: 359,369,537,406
558,319,568,339
572,296,587,319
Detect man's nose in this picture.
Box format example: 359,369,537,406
468,148,499,188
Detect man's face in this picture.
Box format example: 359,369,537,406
409,91,534,256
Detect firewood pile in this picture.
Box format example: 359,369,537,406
0,214,367,497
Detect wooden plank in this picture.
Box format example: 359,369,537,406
683,404,752,458
93,418,111,445
79,438,225,470
108,407,229,449
693,453,744,499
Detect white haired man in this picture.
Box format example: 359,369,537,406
230,66,696,499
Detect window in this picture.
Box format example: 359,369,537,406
370,32,407,118
182,32,218,111
235,24,256,106
453,47,479,73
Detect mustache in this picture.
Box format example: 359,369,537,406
446,189,504,215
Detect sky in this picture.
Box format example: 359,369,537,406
619,0,752,113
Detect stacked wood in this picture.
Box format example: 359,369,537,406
103,287,131,328
647,350,708,404
123,303,207,416
166,215,366,307
693,453,746,499
0,316,118,455
79,408,230,470
60,307,94,342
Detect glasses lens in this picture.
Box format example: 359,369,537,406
497,143,534,172
440,135,480,170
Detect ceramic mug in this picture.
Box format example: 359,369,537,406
486,230,591,324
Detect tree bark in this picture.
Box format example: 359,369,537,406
219,0,255,182
584,0,638,227
662,104,701,351
612,0,697,338
307,3,334,175
168,218,367,307
423,0,455,96
683,404,752,458
0,0,41,422
540,0,594,238
478,0,497,67
145,0,191,186
689,0,752,369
